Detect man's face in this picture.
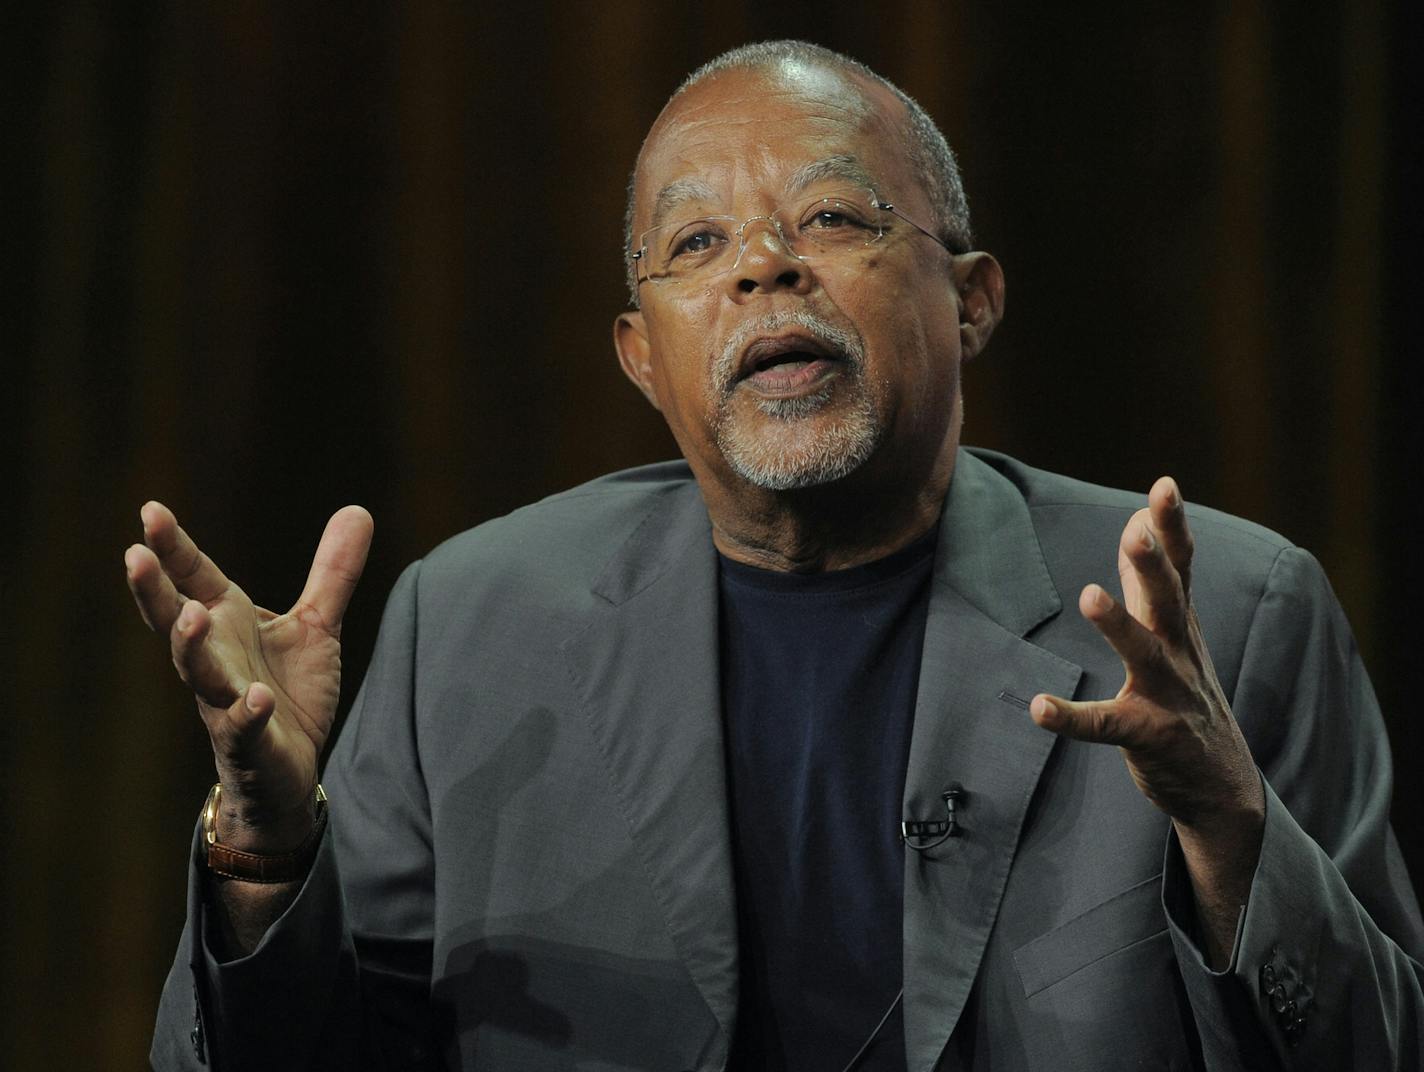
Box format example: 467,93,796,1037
616,63,981,496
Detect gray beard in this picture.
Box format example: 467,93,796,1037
708,310,880,491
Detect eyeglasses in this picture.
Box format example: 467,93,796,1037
631,189,952,288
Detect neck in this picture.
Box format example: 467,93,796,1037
704,444,958,573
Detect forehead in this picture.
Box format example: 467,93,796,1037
634,64,911,226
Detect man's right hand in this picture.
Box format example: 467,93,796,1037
125,502,373,855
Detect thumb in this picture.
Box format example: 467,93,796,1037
1031,694,1135,747
228,680,277,738
296,506,373,635
202,680,278,772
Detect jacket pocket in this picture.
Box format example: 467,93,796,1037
1012,873,1167,997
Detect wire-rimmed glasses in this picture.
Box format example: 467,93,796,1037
631,189,951,288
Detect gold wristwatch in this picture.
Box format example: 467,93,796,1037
202,782,327,883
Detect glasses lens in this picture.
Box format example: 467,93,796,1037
640,216,740,283
789,192,884,256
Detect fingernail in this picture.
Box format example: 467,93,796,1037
1032,696,1057,719
1167,483,1181,507
1140,523,1155,550
1094,586,1113,611
245,686,261,713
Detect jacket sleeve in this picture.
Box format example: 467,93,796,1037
1162,544,1424,1070
151,561,439,1071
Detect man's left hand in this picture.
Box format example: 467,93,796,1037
1030,476,1265,968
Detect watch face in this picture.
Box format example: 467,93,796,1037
202,783,222,845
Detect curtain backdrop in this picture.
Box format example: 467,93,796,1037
6,2,1420,1064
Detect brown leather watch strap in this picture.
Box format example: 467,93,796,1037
202,783,327,884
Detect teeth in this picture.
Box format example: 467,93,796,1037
757,350,814,371
740,339,837,380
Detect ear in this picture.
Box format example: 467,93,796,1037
614,310,661,411
952,252,1006,361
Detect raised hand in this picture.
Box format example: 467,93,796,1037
125,502,373,854
1029,477,1264,966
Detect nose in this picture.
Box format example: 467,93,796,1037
726,216,812,298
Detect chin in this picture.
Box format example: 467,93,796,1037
717,395,883,491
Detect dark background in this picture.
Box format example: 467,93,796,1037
4,2,1420,1065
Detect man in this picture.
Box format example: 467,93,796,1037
135,41,1422,1070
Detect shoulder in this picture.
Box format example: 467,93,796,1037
960,450,1342,718
965,447,1297,588
408,460,700,619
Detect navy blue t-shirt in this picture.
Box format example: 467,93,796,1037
718,529,937,1071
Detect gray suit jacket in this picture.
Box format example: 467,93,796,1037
153,449,1424,1071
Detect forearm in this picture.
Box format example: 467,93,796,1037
207,877,304,959
1174,804,1264,969
153,821,353,1070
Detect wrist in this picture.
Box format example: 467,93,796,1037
211,781,318,854
1173,771,1265,854
203,783,327,882
1173,798,1264,922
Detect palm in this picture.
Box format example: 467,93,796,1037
250,606,343,746
205,595,340,785
126,503,373,817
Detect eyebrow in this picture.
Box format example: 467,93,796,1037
784,155,880,196
648,178,721,233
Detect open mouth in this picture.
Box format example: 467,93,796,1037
736,334,844,395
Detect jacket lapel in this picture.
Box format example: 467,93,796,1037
902,451,1083,1070
560,480,740,1051
558,453,1083,1068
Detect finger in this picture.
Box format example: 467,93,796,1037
1031,694,1145,748
1080,583,1165,679
1118,509,1186,641
125,543,185,633
141,501,234,604
169,598,241,709
294,506,374,634
1148,476,1194,597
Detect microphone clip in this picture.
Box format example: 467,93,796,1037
901,784,966,853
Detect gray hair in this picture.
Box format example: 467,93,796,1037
622,40,974,306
